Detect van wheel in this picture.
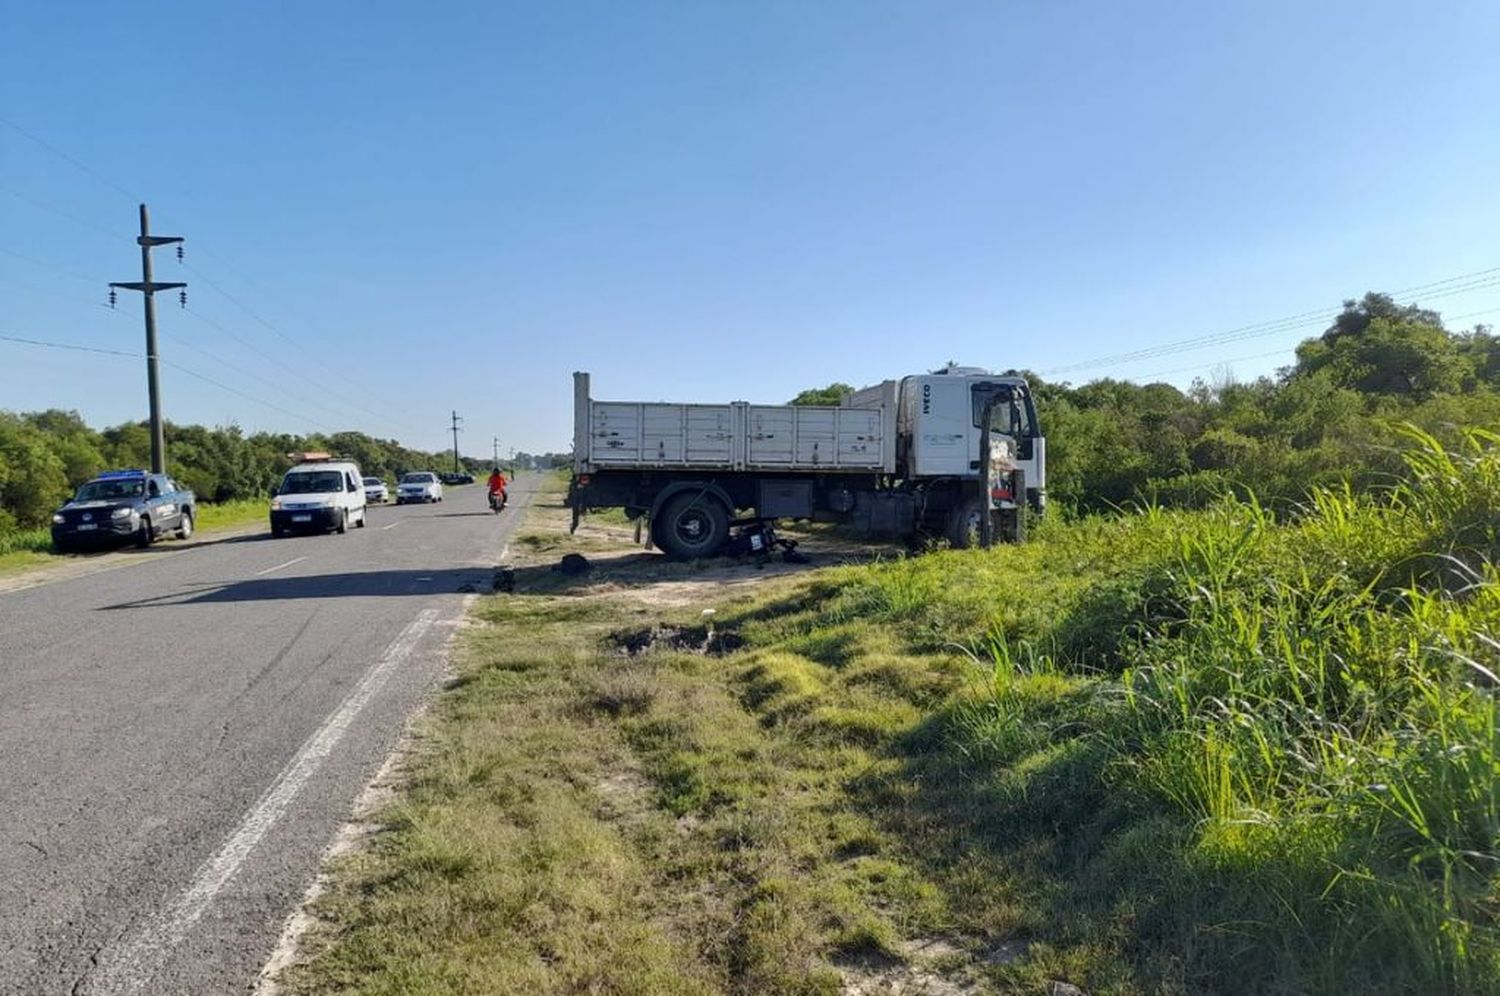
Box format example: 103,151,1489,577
653,492,730,560
336,510,348,534
356,508,367,528
136,517,154,548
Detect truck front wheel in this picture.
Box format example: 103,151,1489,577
947,497,985,549
653,492,730,560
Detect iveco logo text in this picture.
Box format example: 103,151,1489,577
921,384,931,414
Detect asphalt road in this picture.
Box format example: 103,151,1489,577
0,480,531,995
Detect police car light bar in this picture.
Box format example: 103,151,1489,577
96,469,148,480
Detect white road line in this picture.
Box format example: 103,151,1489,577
254,556,306,577
380,521,400,531
89,607,444,995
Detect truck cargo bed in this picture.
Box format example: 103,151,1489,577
573,373,896,474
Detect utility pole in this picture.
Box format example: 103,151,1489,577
111,204,185,475
450,410,463,475
492,436,500,468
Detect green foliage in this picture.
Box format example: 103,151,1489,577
0,410,480,531
789,383,855,406
1034,292,1500,514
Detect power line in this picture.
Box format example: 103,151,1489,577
1136,348,1294,383
0,115,142,202
0,332,137,358
1,330,344,430
0,267,382,430
160,359,336,429
1126,299,1500,384
1044,265,1500,377
0,182,128,245
0,246,103,286
0,117,407,420
180,305,410,431
156,330,344,430
180,254,412,421
0,272,405,433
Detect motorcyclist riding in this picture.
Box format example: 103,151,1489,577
487,467,508,510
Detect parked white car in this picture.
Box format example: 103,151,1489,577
396,472,444,504
363,476,390,503
271,458,369,535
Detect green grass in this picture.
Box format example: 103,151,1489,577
189,497,266,532
0,526,52,557
282,426,1500,995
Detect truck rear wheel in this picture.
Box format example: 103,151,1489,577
653,492,730,560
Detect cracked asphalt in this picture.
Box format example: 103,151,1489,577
0,481,529,995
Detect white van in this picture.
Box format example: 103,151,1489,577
270,457,369,536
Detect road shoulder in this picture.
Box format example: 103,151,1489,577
260,477,1022,995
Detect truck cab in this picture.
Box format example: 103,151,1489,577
895,367,1045,511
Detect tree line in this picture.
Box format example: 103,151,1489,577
794,292,1500,515
6,291,1495,534
0,418,489,533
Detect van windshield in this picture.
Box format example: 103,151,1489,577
281,471,344,494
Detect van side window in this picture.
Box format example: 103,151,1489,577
346,472,358,492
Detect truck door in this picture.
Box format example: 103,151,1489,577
909,377,972,477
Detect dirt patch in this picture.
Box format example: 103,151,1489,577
610,624,746,657
836,948,979,996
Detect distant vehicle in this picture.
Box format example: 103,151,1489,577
51,469,196,553
568,366,1045,558
396,472,444,504
362,476,390,503
271,455,368,535
440,472,476,485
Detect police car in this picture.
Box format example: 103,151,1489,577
50,469,197,553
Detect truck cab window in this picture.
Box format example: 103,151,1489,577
988,402,1016,436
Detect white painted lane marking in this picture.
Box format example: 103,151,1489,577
254,556,307,577
380,521,400,531
90,607,444,995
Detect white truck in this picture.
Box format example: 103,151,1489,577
568,366,1045,559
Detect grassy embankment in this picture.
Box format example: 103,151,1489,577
0,498,267,576
281,429,1500,995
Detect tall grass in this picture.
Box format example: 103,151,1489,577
744,426,1500,993
0,526,51,557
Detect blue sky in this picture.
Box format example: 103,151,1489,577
3,1,1499,455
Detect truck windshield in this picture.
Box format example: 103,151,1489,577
76,479,144,501
972,386,1035,438
281,471,344,494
